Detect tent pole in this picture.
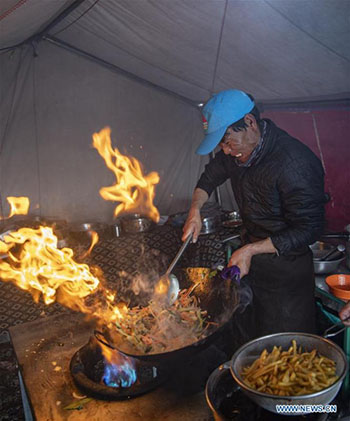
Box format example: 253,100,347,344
43,35,197,108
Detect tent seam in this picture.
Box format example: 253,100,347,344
31,53,42,217
264,0,350,64
44,35,199,107
50,0,101,37
0,0,28,22
56,21,210,97
210,0,228,95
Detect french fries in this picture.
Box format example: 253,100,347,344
241,340,338,396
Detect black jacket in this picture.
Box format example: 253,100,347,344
197,119,325,255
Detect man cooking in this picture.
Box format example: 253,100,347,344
182,89,326,349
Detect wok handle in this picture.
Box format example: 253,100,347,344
221,265,241,283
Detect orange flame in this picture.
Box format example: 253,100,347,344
5,196,30,218
0,211,131,325
0,226,100,311
0,197,133,326
80,231,99,259
92,127,160,222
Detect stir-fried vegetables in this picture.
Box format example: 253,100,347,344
110,288,212,354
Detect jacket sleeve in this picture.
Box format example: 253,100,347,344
270,152,325,255
196,151,231,196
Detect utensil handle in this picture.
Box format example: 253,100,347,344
166,234,192,275
323,317,350,338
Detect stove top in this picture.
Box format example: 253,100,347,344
8,312,227,420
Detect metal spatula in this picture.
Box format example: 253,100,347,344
154,234,192,305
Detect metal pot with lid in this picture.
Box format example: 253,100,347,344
200,215,221,234
118,213,155,234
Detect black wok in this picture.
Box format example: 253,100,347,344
95,267,240,362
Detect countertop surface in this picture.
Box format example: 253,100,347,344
9,312,215,421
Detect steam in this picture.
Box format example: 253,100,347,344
236,281,253,313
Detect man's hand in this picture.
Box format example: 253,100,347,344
228,244,254,277
182,188,208,243
339,301,350,327
228,237,277,278
182,207,202,243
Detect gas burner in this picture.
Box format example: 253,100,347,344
70,336,169,400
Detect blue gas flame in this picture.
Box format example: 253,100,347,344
102,358,137,388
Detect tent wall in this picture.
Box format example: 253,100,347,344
0,43,211,223
1,43,348,229
262,109,350,231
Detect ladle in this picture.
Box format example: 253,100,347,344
154,233,192,305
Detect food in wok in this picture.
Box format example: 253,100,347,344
241,340,338,396
108,286,215,354
99,265,240,358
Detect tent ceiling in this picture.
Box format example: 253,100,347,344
1,0,350,104
0,0,76,47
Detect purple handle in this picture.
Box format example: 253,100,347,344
221,265,240,283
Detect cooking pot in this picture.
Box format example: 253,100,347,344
201,215,221,234
118,213,155,233
205,361,239,421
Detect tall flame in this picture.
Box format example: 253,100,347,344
4,196,30,218
0,196,142,327
0,197,132,326
92,127,160,222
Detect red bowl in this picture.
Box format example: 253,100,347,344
325,274,350,300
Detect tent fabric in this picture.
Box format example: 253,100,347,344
0,0,75,48
0,0,349,225
51,0,350,103
1,0,349,103
0,43,220,222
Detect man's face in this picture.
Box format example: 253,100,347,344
219,127,255,162
219,115,260,162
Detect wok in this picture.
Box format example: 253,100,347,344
95,267,240,362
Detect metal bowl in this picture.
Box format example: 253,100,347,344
69,222,113,242
230,332,348,415
310,241,345,274
313,257,345,274
201,215,221,234
118,213,155,233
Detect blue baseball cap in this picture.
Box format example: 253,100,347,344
196,89,255,155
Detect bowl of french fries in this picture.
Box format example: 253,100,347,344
230,332,348,415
